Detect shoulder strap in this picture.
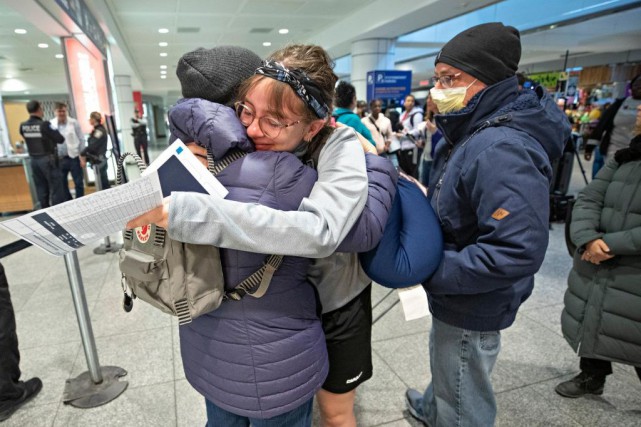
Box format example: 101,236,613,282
368,116,381,134
224,254,284,301
204,147,285,301
208,148,248,175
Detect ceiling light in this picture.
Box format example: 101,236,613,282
55,54,64,59
158,28,169,33
160,70,167,74
160,65,167,69
161,75,167,79
278,29,289,34
159,42,168,47
160,52,168,57
263,42,272,47
14,29,27,34
38,43,49,49
24,91,30,94
6,74,13,79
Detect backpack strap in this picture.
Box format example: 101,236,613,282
224,254,284,301
204,147,285,302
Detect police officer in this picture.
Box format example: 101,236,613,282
19,100,65,208
81,112,110,190
131,108,149,164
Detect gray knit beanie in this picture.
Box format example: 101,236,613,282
435,22,521,86
176,46,262,106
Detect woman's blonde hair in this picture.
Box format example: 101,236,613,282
90,111,102,123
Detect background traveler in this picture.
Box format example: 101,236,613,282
51,102,86,200
556,104,641,398
584,74,641,177
361,98,393,155
395,94,424,177
332,81,376,147
131,108,150,164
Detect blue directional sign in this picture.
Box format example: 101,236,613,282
366,70,412,102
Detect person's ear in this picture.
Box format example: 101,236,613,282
305,119,326,141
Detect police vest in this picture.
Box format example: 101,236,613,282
20,117,51,157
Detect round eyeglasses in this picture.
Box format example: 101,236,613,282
430,73,462,89
234,102,301,139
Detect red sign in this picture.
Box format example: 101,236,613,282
64,37,111,134
132,91,143,116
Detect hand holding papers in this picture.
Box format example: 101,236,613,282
0,141,227,256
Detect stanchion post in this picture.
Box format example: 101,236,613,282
62,251,128,408
64,251,102,383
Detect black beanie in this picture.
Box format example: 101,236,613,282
176,46,262,106
435,22,521,86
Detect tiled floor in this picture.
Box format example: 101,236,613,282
1,153,639,426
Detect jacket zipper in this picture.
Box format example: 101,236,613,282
433,122,491,222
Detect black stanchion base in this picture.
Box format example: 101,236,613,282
93,242,123,255
63,366,128,408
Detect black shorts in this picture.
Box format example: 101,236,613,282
321,284,373,394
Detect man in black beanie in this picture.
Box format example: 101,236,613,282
405,22,571,426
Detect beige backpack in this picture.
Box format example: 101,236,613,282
117,151,282,325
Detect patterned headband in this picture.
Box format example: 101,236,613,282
255,60,330,119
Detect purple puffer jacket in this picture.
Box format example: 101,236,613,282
169,98,328,418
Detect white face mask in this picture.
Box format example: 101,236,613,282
430,79,477,114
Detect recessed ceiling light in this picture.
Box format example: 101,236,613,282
278,29,289,34
160,52,168,57
161,75,167,79
159,42,168,47
160,65,167,69
262,42,272,47
14,29,27,34
158,28,169,34
55,54,64,59
160,70,167,74
24,91,30,94
38,43,49,49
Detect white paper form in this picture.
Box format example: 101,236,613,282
0,174,163,256
0,140,229,257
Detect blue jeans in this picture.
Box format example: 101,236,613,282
421,317,501,427
591,149,604,179
60,156,84,199
205,398,313,427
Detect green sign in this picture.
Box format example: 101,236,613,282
529,72,561,88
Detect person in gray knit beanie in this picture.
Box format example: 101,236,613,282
176,46,262,106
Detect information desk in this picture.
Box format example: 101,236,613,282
0,155,37,213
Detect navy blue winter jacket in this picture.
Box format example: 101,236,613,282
426,77,570,331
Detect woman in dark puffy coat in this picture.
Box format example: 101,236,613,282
557,104,641,399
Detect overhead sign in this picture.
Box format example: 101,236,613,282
366,70,412,102
55,0,107,56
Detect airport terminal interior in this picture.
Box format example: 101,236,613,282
0,0,640,426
